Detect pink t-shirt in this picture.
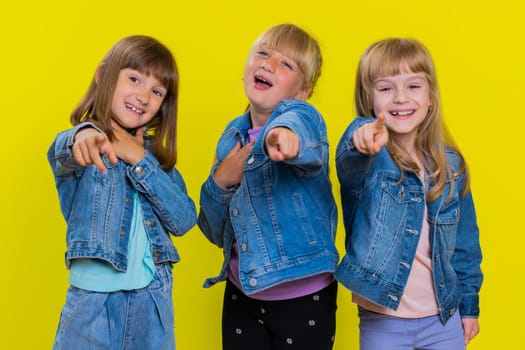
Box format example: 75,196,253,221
354,206,439,318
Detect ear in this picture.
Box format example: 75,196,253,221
95,63,105,84
294,83,312,101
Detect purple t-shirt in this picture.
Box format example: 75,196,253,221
226,126,333,300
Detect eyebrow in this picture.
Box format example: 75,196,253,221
375,75,426,83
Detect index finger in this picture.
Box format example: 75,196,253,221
375,113,385,131
95,134,118,166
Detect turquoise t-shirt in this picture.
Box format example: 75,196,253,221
69,192,156,292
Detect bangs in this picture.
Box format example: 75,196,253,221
112,36,178,90
125,56,177,90
365,39,434,82
254,24,321,87
258,31,310,74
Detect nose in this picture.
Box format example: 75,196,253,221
259,57,276,73
135,91,149,104
393,89,409,103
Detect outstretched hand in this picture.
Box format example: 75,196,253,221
72,128,118,172
265,127,300,161
353,113,389,155
72,121,147,172
213,140,255,189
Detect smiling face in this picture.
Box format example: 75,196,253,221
243,45,311,126
373,71,431,147
110,68,167,130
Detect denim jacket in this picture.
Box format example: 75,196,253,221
334,117,483,323
198,100,339,295
48,123,197,271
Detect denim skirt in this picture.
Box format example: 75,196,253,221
53,263,175,350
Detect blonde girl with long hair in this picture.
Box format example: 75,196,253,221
335,38,483,350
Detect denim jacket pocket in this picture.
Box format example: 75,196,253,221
244,154,270,197
291,193,317,244
380,178,420,205
431,197,460,255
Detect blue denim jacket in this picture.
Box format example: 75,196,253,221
198,100,339,295
334,117,483,323
48,123,197,271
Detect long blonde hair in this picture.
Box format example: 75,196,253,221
71,35,180,169
251,23,322,98
355,38,469,201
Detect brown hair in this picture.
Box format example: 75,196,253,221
71,35,179,169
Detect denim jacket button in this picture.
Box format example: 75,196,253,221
233,208,239,216
135,167,144,175
241,243,247,252
449,308,456,316
249,278,257,287
247,156,254,165
146,220,154,227
119,231,125,237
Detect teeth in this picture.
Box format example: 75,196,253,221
126,103,144,115
255,76,272,86
392,111,413,116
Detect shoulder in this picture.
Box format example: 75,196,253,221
444,147,464,173
275,99,319,116
224,111,251,130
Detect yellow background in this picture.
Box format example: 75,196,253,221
2,0,522,348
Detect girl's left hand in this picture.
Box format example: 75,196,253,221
462,318,480,345
111,120,147,165
265,127,300,161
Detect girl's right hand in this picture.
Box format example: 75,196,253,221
72,127,118,172
213,140,255,189
353,113,389,155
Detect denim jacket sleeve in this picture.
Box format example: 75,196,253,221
47,122,104,177
47,122,105,219
335,117,378,186
127,152,197,236
48,123,197,236
452,188,483,318
197,165,236,248
262,102,327,175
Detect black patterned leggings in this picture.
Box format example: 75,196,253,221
222,279,338,350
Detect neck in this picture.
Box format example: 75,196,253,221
249,106,271,128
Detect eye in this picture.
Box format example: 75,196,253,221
152,88,165,98
408,84,421,89
256,50,269,57
129,75,140,84
377,86,392,92
282,61,293,70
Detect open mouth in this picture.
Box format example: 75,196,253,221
255,74,273,88
390,110,415,118
125,103,144,115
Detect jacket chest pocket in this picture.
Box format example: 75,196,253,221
380,180,422,205
244,153,271,196
377,179,425,232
